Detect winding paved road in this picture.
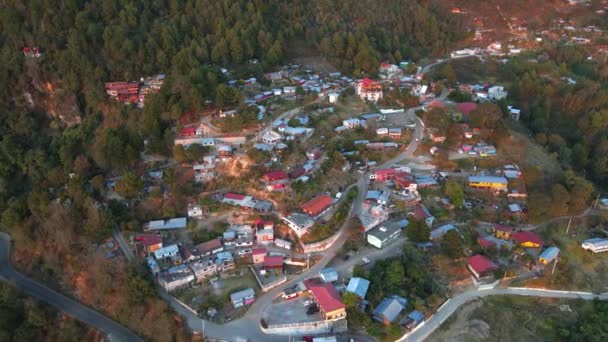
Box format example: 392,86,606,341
399,287,608,342
0,233,142,342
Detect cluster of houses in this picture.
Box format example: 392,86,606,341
450,44,524,59
286,270,425,330
219,192,273,212
104,74,165,108
469,225,562,287
282,194,335,236
22,46,41,58
139,215,295,292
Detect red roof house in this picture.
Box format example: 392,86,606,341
305,279,346,320
301,195,333,217
135,234,163,252
512,231,543,248
252,248,267,264
477,237,495,248
262,171,288,183
263,256,284,270
371,168,396,182
467,254,498,279
180,127,197,137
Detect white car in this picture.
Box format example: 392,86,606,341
362,257,371,264
302,300,312,307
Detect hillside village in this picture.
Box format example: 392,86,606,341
103,36,608,340
2,1,608,342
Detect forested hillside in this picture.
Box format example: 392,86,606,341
0,283,89,340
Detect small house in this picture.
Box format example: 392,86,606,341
263,256,284,270
188,204,203,219
319,268,339,283
538,246,560,265
252,248,267,264
135,234,163,253
346,277,370,299
367,225,401,249
466,254,498,280
512,231,542,248
196,238,224,257
301,194,333,217
230,288,255,308
581,238,608,253
430,224,455,240
373,296,406,325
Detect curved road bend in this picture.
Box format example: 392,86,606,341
0,233,143,342
399,287,608,342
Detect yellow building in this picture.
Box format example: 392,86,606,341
468,176,508,192
512,232,543,249
492,225,513,240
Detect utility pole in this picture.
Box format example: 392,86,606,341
565,217,572,234
593,193,601,209
551,258,558,276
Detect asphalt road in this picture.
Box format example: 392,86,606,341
0,233,143,342
399,287,608,342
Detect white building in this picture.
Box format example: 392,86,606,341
282,213,315,237
328,92,340,103
154,244,179,259
488,86,508,100
188,204,203,219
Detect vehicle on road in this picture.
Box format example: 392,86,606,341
362,257,371,264
302,300,312,307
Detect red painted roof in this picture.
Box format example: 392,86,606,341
224,193,245,201
196,238,223,254
467,254,498,274
252,248,267,255
512,232,543,246
301,195,333,217
375,169,396,176
262,171,288,182
307,281,345,313
412,205,431,219
263,256,284,268
180,127,196,136
135,234,162,247
477,237,495,248
456,102,477,116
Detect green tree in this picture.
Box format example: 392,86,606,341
173,144,187,163
114,171,143,200
444,180,464,208
407,218,430,243
440,230,463,259
441,64,457,87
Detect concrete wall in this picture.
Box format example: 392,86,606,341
261,318,347,335
301,231,342,253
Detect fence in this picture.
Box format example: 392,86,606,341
261,317,347,335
